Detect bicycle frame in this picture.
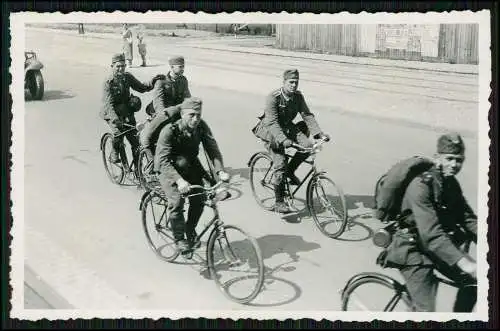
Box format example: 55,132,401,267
285,157,317,198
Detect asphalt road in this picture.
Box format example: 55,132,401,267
20,28,480,314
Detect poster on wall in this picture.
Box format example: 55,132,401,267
383,24,409,49
376,24,439,57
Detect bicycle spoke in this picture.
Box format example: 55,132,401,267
349,292,371,311
208,225,264,303
142,194,179,262
250,154,276,210
308,176,348,239
342,276,411,312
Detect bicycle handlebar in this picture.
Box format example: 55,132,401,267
187,181,227,193
291,137,329,153
181,180,232,199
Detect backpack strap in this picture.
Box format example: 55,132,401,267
420,170,442,206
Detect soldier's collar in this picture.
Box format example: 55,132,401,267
280,88,294,101
168,71,182,81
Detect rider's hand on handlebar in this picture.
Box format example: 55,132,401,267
315,132,331,142
282,139,294,148
217,170,231,183
457,256,477,279
176,178,190,194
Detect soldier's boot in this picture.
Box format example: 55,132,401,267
274,182,292,214
286,152,309,186
176,239,190,254
186,230,201,250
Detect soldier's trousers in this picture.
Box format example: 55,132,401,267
266,121,312,190
400,254,477,312
106,117,140,160
158,157,208,242
138,43,146,65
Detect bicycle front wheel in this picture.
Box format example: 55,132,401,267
207,225,265,304
307,174,348,239
101,133,125,185
137,148,155,190
341,273,412,311
141,191,179,262
249,152,276,211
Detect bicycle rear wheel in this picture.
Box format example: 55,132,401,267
207,224,265,304
101,133,125,185
249,152,276,211
307,174,348,239
341,272,412,311
141,191,179,262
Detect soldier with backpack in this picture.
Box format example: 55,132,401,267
374,132,477,312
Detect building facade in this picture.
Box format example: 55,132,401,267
275,24,478,64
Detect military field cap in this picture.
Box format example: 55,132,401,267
283,69,299,80
169,56,185,66
112,53,125,64
437,132,465,155
181,97,202,111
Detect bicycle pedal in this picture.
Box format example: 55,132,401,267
181,250,194,259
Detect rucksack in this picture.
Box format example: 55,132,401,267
373,156,434,224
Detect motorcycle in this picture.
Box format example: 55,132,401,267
24,51,44,100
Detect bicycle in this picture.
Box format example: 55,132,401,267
100,119,151,187
139,180,265,304
248,138,348,239
340,221,476,311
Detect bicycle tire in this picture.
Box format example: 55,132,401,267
307,174,348,239
206,224,265,304
141,191,179,262
248,152,276,211
341,272,412,311
101,133,125,185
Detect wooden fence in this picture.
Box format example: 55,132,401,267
275,24,479,64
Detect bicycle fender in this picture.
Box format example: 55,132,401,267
247,151,271,167
100,133,110,151
312,171,328,178
340,272,406,299
306,171,327,196
139,190,151,210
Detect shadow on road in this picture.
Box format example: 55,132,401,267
25,89,76,101
225,167,250,181
344,194,376,210
336,212,375,242
195,234,319,306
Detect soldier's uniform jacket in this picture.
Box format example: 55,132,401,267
383,166,477,268
100,72,154,122
151,72,191,117
253,88,322,144
154,118,224,181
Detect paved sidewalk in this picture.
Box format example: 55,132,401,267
25,27,478,75
187,43,479,75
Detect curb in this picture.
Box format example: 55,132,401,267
24,264,74,309
187,45,478,76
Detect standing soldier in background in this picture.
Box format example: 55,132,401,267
122,23,133,67
137,24,147,67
